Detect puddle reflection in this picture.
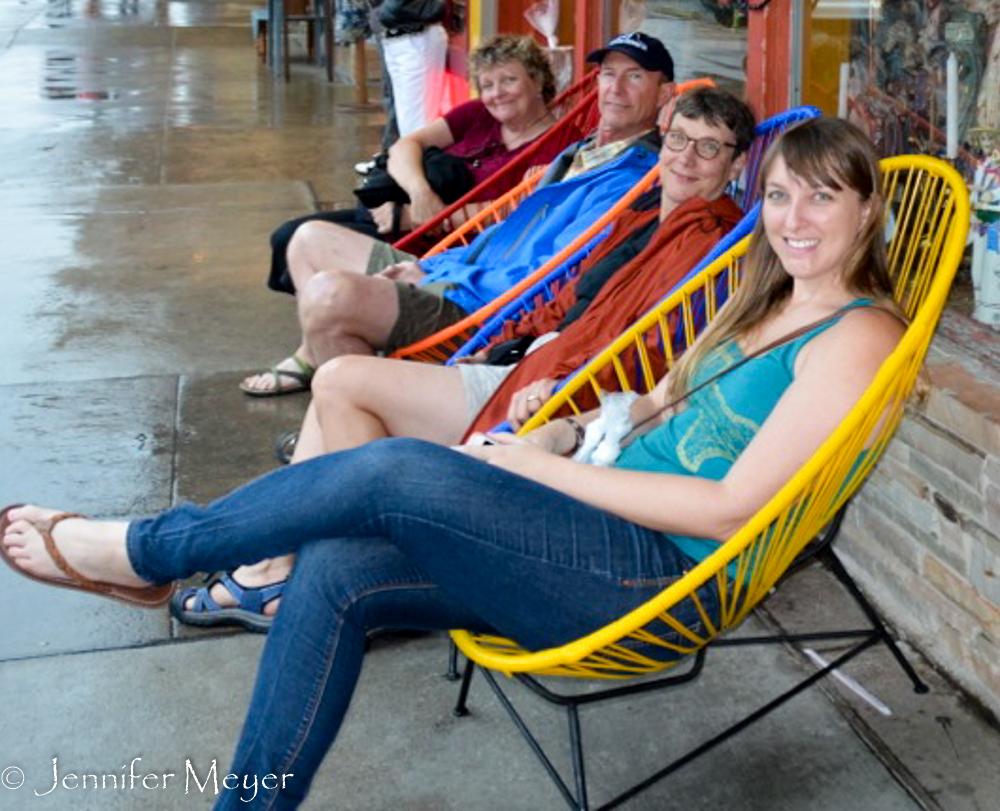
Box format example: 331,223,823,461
42,53,123,100
45,0,157,27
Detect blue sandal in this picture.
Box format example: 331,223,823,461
170,572,284,633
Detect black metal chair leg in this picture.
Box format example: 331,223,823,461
567,704,589,811
822,547,929,693
453,657,475,717
445,639,461,681
480,668,583,810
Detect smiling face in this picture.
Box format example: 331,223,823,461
477,60,543,127
762,154,872,290
596,52,669,144
659,113,745,210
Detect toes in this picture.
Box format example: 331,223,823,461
13,505,58,525
4,533,37,567
210,583,238,608
3,519,36,548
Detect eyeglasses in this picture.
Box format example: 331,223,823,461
663,130,737,160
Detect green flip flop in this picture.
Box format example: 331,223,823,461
240,354,315,397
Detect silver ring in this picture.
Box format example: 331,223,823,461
527,395,541,402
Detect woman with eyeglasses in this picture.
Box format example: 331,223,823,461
1,117,904,809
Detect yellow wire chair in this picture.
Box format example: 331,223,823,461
447,154,971,810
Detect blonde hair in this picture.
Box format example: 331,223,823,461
668,117,893,399
470,36,557,105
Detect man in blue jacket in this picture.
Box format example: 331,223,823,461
241,33,675,396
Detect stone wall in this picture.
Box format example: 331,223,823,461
837,310,1000,718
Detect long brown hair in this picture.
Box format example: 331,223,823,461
667,117,893,398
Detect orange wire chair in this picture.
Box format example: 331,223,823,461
389,78,718,363
446,155,970,810
390,164,660,362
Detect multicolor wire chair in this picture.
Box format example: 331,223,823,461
447,154,971,810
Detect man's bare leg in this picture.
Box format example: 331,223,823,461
240,221,383,394
297,270,402,364
286,220,379,288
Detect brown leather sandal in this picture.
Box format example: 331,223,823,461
0,504,174,608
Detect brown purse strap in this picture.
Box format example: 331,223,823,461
634,300,902,433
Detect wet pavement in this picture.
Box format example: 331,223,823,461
1,2,999,809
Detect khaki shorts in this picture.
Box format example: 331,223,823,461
458,363,517,422
385,281,468,354
366,240,417,276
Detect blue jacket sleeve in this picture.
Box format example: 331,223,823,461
417,142,659,315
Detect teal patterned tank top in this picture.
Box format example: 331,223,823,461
614,299,874,563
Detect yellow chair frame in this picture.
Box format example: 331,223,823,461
447,155,971,809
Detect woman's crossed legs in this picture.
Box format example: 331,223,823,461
2,440,702,807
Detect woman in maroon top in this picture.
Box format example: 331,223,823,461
265,36,570,289
380,37,570,230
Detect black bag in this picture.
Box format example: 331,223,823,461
378,0,445,28
353,146,474,210
484,336,536,366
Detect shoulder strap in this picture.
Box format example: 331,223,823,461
659,300,904,415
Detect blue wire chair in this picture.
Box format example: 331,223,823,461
454,106,822,440
447,106,821,366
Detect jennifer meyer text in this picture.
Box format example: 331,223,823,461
1,758,293,802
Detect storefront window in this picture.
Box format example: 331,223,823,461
801,0,997,162
641,0,748,97
801,0,1000,327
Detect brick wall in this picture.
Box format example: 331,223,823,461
837,311,1000,718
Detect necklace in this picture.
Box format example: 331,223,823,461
465,108,557,168
500,108,557,152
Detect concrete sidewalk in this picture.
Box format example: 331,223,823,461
0,2,998,809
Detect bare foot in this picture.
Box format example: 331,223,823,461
182,557,293,616
1,505,148,589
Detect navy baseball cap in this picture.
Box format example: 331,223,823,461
586,32,674,81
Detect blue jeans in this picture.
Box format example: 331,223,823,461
126,439,718,809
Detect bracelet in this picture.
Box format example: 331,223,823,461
565,417,586,454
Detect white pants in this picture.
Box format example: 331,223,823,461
382,23,448,136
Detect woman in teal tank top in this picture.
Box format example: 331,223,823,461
0,118,909,809
612,296,877,563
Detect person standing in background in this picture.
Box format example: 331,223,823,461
378,0,449,136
